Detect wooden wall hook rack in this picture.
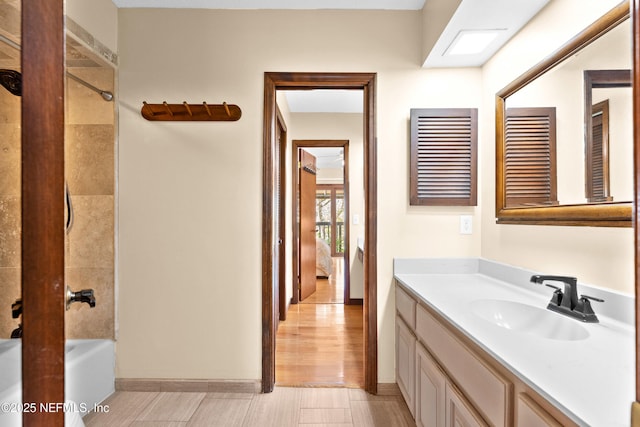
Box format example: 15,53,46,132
141,101,242,121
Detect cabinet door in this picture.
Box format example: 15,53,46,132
396,315,416,416
415,344,446,427
446,383,488,427
516,394,562,427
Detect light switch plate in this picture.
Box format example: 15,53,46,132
460,215,472,235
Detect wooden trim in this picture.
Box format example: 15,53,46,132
292,140,350,305
633,0,640,405
21,1,66,425
263,72,377,394
363,75,378,394
262,74,277,393
495,2,632,227
277,108,287,322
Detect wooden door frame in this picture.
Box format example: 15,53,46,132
292,140,351,305
22,1,67,425
633,0,640,416
276,107,287,322
262,72,377,394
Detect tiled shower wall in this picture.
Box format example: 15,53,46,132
65,66,115,339
0,80,21,338
0,66,115,339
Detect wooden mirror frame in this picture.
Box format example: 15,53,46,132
495,1,632,227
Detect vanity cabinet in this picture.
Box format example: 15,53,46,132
395,282,575,427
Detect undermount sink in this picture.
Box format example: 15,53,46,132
470,299,590,341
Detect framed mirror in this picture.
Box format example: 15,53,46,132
495,1,631,226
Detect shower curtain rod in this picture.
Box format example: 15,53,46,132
0,33,113,102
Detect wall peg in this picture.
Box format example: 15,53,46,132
183,101,193,116
141,101,241,121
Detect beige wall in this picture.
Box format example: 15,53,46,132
117,0,632,385
480,0,633,294
506,18,632,205
420,0,461,65
117,8,482,382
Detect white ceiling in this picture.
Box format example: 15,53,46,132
284,90,363,113
304,147,344,170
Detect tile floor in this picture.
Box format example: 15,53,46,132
83,387,416,427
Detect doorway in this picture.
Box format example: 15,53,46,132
292,141,352,306
262,72,377,394
277,139,362,387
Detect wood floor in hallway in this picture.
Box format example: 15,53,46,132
276,257,364,387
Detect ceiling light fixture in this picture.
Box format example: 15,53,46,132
445,29,506,56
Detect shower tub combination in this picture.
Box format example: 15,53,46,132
0,339,114,427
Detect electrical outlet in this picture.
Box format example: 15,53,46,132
460,215,472,235
353,214,359,225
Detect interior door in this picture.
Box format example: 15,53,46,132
299,149,317,301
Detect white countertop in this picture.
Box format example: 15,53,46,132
394,258,635,427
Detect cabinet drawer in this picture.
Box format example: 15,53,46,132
416,305,511,426
446,382,489,427
396,285,416,329
516,394,562,427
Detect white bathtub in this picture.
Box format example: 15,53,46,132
0,339,114,427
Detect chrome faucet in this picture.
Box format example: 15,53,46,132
530,275,603,323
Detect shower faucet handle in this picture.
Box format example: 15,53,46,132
66,286,96,310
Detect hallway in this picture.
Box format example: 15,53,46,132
276,257,364,387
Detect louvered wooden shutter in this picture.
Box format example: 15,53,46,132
410,108,477,206
504,107,557,206
586,100,611,202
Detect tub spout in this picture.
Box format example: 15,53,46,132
10,325,22,338
66,287,96,310
10,299,22,338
